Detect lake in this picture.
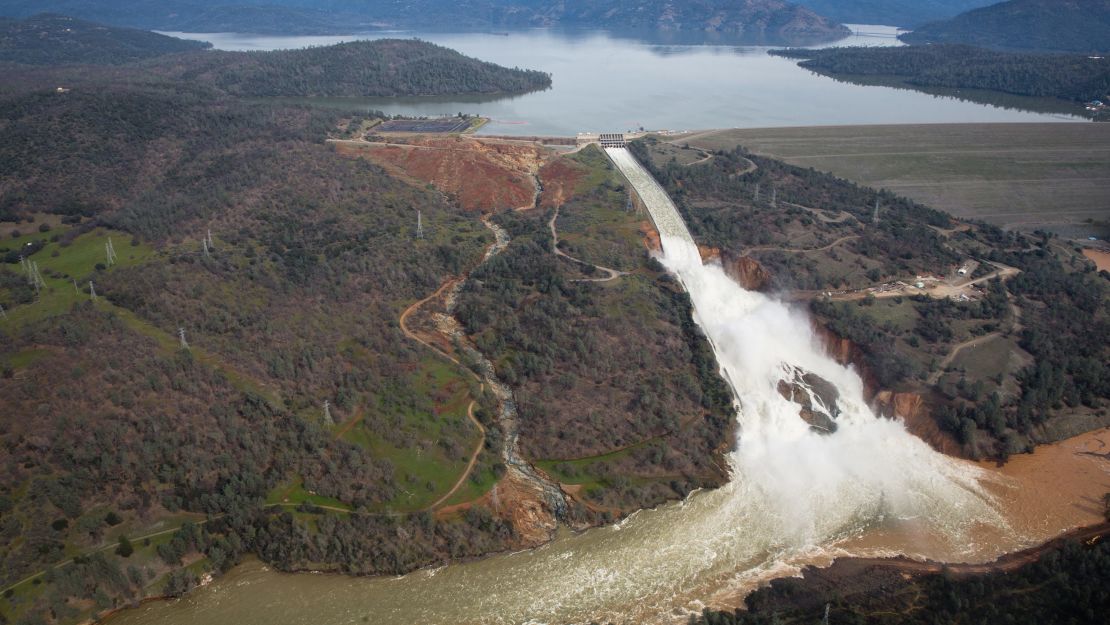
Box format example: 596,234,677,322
161,26,1085,136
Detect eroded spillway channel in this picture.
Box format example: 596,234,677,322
109,149,1010,625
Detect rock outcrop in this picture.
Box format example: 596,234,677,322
777,366,840,434
722,253,773,291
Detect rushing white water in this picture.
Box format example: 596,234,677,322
109,150,1011,625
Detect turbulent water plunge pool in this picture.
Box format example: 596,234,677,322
107,150,1110,625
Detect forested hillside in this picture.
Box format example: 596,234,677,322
455,146,735,512
0,13,208,65
147,39,552,98
773,45,1110,112
900,0,1110,53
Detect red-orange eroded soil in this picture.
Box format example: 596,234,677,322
335,137,548,213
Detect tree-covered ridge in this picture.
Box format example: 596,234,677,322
899,0,1110,53
149,38,551,98
0,13,209,65
772,45,1110,105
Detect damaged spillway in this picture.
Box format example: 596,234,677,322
108,149,1010,625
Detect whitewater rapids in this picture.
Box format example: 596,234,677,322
108,149,1009,625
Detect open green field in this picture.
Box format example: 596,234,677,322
336,356,484,512
679,124,1110,236
1,225,154,330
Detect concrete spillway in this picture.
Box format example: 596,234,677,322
605,147,696,246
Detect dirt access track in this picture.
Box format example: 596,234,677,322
332,135,547,212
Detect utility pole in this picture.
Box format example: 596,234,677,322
416,211,424,240
73,279,79,295
178,327,188,350
770,186,777,208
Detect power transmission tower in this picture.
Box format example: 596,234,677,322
770,186,777,208
88,281,97,300
0,303,6,320
73,279,79,295
872,197,881,224
178,327,188,349
822,603,830,625
207,228,214,249
323,400,334,426
106,237,118,266
753,183,760,202
29,261,45,293
202,237,210,259
416,211,424,240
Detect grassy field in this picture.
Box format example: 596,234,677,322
679,124,1110,236
1,225,154,329
337,356,483,512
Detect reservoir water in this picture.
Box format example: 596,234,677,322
162,26,1085,136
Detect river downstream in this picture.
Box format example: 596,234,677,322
106,150,1110,625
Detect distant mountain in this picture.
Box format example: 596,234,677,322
900,0,1110,52
0,1,851,43
0,13,208,65
792,1,995,28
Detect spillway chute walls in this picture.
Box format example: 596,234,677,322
604,145,1005,552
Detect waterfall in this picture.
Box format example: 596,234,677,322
607,144,1003,562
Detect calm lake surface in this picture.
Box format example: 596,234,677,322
163,26,1084,135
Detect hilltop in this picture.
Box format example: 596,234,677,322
900,0,1110,53
0,13,209,65
793,0,994,28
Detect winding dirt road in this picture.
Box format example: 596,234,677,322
547,205,628,282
